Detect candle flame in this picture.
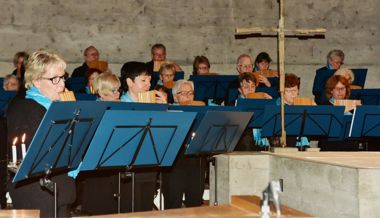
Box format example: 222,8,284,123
13,137,18,145
22,133,26,143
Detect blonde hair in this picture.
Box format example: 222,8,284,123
159,63,176,75
93,73,121,97
334,68,354,83
24,50,66,89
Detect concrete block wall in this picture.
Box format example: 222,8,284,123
0,0,379,97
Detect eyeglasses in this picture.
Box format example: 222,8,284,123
177,91,194,96
110,88,121,94
238,64,253,68
285,89,299,94
241,85,256,90
333,87,346,92
41,75,67,85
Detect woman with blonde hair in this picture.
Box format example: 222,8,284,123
7,50,75,217
93,73,121,101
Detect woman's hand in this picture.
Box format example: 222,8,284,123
154,90,168,104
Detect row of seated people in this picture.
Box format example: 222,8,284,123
2,46,369,106
0,49,374,216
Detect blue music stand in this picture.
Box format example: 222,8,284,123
350,89,380,105
181,110,252,206
236,98,276,128
79,110,195,171
78,110,196,212
13,101,109,183
261,105,346,139
11,101,109,218
189,75,238,102
168,105,240,130
75,93,97,101
349,106,380,138
0,90,16,117
185,111,252,155
106,102,168,111
65,77,87,93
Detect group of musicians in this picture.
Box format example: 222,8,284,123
0,46,373,217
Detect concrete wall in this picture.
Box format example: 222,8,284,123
0,0,379,96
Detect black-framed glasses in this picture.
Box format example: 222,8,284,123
41,75,67,85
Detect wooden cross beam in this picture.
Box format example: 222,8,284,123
235,0,326,148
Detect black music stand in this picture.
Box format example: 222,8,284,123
261,105,346,148
236,98,276,128
12,101,109,217
77,110,196,212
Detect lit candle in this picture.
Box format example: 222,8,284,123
21,133,26,159
12,137,18,165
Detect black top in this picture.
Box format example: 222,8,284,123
71,62,89,78
7,98,46,152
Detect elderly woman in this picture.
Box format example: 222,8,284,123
162,79,206,209
318,74,361,151
172,79,195,105
6,50,75,217
3,74,20,91
325,75,351,105
93,73,120,101
313,49,345,104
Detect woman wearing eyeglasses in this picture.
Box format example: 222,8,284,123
6,50,75,217
93,72,121,101
319,75,361,151
324,75,351,105
161,79,206,209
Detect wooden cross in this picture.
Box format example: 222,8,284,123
235,0,326,148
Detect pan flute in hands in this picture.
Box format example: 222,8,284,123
137,91,156,103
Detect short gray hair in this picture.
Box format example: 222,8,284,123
172,79,194,96
327,49,344,63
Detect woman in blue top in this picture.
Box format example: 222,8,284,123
7,50,75,217
120,61,167,103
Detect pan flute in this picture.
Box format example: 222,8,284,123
179,100,205,106
59,91,76,101
88,60,108,72
246,92,268,99
137,91,156,103
334,99,362,113
293,97,315,106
